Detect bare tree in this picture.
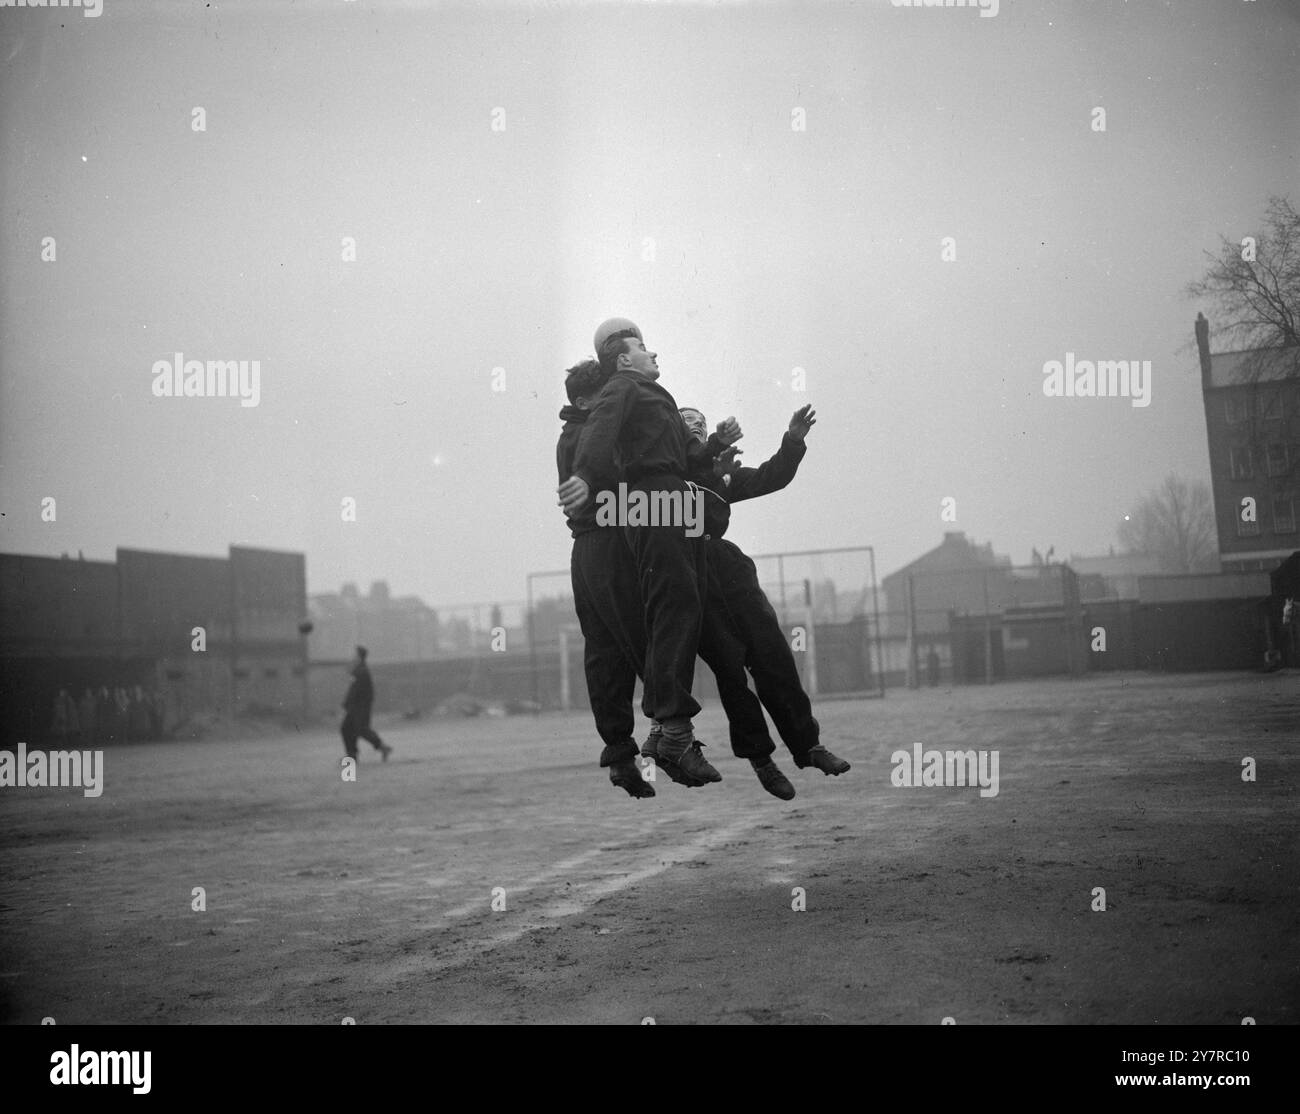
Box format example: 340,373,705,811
1187,196,1300,351
1189,197,1300,487
1117,475,1218,575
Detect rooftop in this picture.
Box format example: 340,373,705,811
1206,345,1300,389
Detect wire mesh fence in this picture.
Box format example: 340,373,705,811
525,544,884,710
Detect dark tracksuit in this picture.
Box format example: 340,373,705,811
687,432,821,761
559,405,774,765
340,664,385,757
559,404,646,767
571,370,720,729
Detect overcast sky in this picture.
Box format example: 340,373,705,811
2,0,1296,609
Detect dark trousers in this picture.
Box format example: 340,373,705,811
622,476,706,726
340,709,384,757
712,538,820,759
698,563,777,760
572,526,774,763
571,529,645,766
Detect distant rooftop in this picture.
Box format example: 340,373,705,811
883,531,1010,584
1067,552,1163,577
1205,345,1300,388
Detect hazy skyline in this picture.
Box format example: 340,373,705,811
2,0,1297,607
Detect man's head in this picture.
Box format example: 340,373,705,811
354,645,368,663
564,358,608,409
597,329,659,381
678,407,708,443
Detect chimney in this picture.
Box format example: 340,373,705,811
1195,312,1212,389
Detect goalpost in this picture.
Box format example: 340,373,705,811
743,544,885,700
525,543,884,708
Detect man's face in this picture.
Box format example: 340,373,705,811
619,338,660,380
679,408,708,443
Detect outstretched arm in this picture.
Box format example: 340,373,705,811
728,406,815,503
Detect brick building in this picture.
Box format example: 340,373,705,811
1195,312,1300,574
0,545,308,744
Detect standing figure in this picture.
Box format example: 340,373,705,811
340,646,392,762
129,686,152,742
79,687,99,747
147,689,165,740
97,687,116,745
50,687,79,745
114,688,131,743
1283,596,1297,668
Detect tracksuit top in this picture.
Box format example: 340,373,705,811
570,369,723,496
556,404,603,538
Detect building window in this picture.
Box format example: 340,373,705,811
1274,495,1296,534
1257,389,1283,421
1229,446,1253,479
264,668,279,679
1225,394,1251,424
1266,443,1289,477
165,669,186,680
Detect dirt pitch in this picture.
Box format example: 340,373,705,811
1,672,1296,1025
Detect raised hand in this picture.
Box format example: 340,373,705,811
712,444,744,479
788,404,816,441
715,417,743,446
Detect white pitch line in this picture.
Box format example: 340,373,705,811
517,819,757,922
383,814,762,983
440,846,609,920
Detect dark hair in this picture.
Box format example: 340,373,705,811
355,645,368,660
564,358,606,405
597,328,640,378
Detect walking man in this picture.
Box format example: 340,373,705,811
340,646,392,762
